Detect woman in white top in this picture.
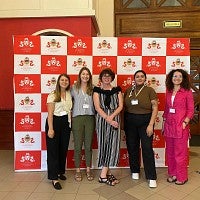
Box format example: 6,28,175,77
45,74,72,190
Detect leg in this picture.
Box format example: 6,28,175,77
45,118,59,180
174,132,189,183
58,115,71,175
165,136,176,178
124,113,140,173
72,116,84,169
140,131,157,180
84,115,95,168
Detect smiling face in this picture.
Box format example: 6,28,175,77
172,71,183,86
80,69,90,83
134,72,146,86
59,75,69,89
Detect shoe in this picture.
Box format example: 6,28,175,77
149,180,157,188
98,177,115,186
58,174,66,180
167,176,177,183
175,179,188,185
74,171,82,182
132,173,139,180
52,181,62,190
86,171,94,181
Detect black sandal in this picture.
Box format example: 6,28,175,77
107,174,119,184
98,177,115,186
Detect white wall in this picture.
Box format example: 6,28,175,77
0,0,114,36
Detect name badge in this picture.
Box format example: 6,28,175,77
83,104,89,109
60,111,67,116
131,99,138,105
169,108,176,113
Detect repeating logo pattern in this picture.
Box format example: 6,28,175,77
13,36,190,171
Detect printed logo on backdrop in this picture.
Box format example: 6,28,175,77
153,130,165,148
67,56,92,74
93,56,117,75
153,148,165,167
118,38,142,56
166,56,190,74
167,38,190,56
93,37,117,56
14,55,41,74
13,36,41,54
41,36,67,55
154,111,163,130
14,75,41,93
41,74,59,93
41,56,67,74
117,75,134,93
117,56,142,74
147,75,166,93
118,149,130,167
67,37,92,55
142,56,166,74
15,151,41,170
67,150,86,168
15,113,41,131
14,132,41,151
142,38,167,56
15,94,41,112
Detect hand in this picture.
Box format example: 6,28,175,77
182,122,187,130
110,120,119,129
48,129,55,138
146,124,154,137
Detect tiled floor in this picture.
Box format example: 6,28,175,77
0,147,200,200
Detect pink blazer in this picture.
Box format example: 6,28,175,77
163,88,194,138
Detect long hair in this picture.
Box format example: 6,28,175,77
74,67,93,96
54,74,70,102
165,69,191,91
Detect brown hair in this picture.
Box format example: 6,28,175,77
54,74,70,102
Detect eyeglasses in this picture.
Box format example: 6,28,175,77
172,75,182,79
102,74,111,78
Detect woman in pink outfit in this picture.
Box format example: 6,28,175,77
163,69,194,185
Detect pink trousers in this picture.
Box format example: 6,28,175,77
165,133,189,182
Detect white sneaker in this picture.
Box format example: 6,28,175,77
132,173,139,180
149,180,157,188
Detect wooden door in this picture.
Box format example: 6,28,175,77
190,49,200,135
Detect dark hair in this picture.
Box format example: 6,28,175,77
74,67,93,95
99,68,115,81
54,73,70,102
165,69,191,91
134,70,147,80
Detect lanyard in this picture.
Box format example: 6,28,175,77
129,85,145,98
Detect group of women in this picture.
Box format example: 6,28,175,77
45,67,194,190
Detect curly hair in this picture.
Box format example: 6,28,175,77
74,67,93,96
54,73,70,102
165,69,191,91
99,68,115,82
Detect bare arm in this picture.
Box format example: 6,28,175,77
47,102,55,138
146,99,158,137
93,91,123,128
